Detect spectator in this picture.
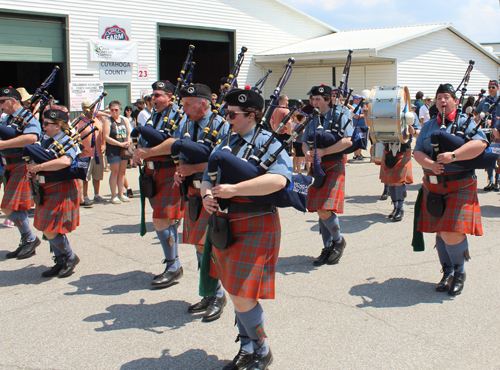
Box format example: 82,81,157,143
137,95,153,126
419,96,433,126
123,105,136,128
131,98,145,123
352,95,367,160
414,91,424,117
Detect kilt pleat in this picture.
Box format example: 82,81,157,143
146,166,183,220
34,179,79,233
1,163,34,211
307,159,345,213
209,206,281,300
380,150,413,185
417,176,482,236
182,186,209,245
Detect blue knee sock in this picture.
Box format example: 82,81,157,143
322,213,341,244
156,225,180,271
435,236,453,274
49,234,74,259
445,239,469,274
8,211,36,240
237,302,269,356
395,184,406,210
235,313,254,354
384,183,389,192
196,251,203,267
216,280,224,298
318,218,333,248
389,186,397,204
487,167,494,183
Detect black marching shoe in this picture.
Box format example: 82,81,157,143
493,180,500,192
435,272,454,292
5,244,24,259
387,207,397,219
59,254,80,278
223,347,254,370
151,264,183,289
327,237,346,265
448,271,466,296
380,190,389,200
41,256,64,277
188,296,212,313
16,236,41,260
248,349,273,370
484,182,495,191
202,293,226,322
313,247,332,266
392,209,404,222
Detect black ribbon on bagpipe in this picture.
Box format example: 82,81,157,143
251,69,272,94
450,60,474,136
338,50,353,99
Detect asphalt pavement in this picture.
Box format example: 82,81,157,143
1,157,499,370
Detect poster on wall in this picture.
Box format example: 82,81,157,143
89,40,138,62
69,82,104,112
99,17,131,41
138,64,149,79
99,62,132,82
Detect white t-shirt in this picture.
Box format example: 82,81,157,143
137,109,151,126
419,104,430,124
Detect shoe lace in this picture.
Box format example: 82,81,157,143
318,247,331,258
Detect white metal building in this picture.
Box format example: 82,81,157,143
255,24,500,100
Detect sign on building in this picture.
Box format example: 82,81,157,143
99,62,132,81
99,17,131,41
69,82,104,112
89,39,138,62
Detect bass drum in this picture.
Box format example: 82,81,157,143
372,142,384,165
367,86,412,144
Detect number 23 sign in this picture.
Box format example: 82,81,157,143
138,64,148,79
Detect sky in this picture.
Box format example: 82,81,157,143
278,0,500,44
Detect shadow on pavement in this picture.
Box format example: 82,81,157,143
276,255,318,275
65,270,156,296
345,195,380,205
349,277,452,308
480,205,500,218
84,299,196,333
120,349,227,370
102,222,155,235
0,262,50,287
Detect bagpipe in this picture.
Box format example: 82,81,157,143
22,124,99,181
431,60,499,169
130,45,196,148
169,46,248,166
0,66,60,140
206,108,319,212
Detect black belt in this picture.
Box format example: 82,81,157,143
322,153,343,162
228,202,276,214
2,156,25,165
424,170,474,184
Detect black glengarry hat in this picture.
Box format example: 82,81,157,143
0,87,22,101
309,84,332,96
180,84,212,100
44,109,69,122
436,83,455,96
152,80,175,93
225,88,264,110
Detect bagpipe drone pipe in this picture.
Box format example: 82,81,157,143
206,109,319,212
22,125,99,181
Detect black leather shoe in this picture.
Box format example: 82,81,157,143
380,190,389,200
493,182,500,192
188,296,212,313
248,349,273,370
59,254,80,278
42,256,64,278
202,294,226,322
435,272,454,292
223,348,254,370
387,207,397,219
327,237,346,265
313,247,332,266
392,209,404,222
151,266,183,289
448,271,466,296
16,236,41,260
5,244,24,259
484,182,495,191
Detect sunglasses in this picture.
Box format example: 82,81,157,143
42,121,57,127
488,85,498,89
152,93,166,98
225,110,248,120
110,108,120,112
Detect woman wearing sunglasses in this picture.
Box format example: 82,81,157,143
201,88,292,370
26,109,80,278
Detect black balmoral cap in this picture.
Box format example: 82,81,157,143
180,84,212,100
0,87,22,101
152,80,175,93
225,88,264,110
309,85,332,96
436,83,455,96
44,109,69,122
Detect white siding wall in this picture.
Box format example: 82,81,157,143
0,0,333,105
380,29,500,98
333,63,396,96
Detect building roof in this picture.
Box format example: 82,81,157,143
272,0,339,34
256,23,500,65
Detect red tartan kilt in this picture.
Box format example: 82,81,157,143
418,176,482,236
145,166,183,220
210,202,281,300
1,162,34,211
182,186,209,245
34,179,80,233
307,159,345,213
380,150,413,185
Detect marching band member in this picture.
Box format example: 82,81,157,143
26,109,80,277
202,88,292,370
414,83,487,296
302,85,352,266
0,87,42,260
380,119,421,222
174,84,229,322
132,81,185,289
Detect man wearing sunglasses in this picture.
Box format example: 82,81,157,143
133,80,186,289
174,84,230,323
0,87,42,259
475,79,500,191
